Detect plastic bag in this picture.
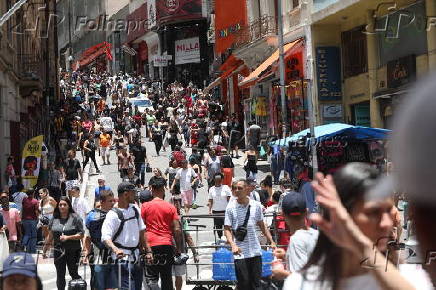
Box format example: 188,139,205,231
0,232,9,271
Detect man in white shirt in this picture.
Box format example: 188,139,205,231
224,179,276,290
208,173,232,240
273,191,318,282
69,186,90,224
102,182,148,290
172,159,198,215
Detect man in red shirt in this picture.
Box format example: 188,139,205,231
21,188,39,253
141,176,183,290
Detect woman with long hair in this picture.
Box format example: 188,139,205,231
283,163,431,290
38,188,57,240
42,196,84,290
242,145,258,180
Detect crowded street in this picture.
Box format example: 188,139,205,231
1,0,436,290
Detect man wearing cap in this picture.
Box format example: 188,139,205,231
272,192,318,280
94,175,112,202
2,252,42,290
102,182,148,290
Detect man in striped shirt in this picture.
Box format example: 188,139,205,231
224,179,276,289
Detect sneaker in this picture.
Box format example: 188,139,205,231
97,170,102,173
192,203,198,209
174,253,189,265
107,161,111,165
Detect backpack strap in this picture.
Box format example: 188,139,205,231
111,206,140,249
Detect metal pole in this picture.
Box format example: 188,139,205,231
277,0,287,139
303,9,318,175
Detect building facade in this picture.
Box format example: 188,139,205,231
0,0,58,188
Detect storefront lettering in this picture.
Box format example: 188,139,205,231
176,42,200,52
316,46,342,101
219,22,242,38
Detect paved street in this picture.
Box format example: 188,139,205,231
38,127,269,289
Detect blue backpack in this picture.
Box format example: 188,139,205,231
85,209,107,250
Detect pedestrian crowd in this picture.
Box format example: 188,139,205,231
1,69,435,290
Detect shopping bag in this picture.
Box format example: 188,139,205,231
0,232,9,271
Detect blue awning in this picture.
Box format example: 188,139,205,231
271,123,391,147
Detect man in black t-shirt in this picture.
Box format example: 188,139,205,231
130,139,148,186
64,150,83,193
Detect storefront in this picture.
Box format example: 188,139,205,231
240,38,305,135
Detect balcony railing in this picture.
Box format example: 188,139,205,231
17,53,43,81
233,15,277,50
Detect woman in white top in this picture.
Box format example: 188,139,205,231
284,163,432,290
38,188,57,240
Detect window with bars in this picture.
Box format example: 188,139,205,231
341,26,368,78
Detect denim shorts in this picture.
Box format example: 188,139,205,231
94,264,117,289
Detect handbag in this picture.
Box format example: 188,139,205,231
233,205,251,242
145,163,152,173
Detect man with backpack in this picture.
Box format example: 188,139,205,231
101,182,149,290
83,190,117,290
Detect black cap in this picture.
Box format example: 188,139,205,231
282,192,306,216
139,189,153,203
118,182,136,195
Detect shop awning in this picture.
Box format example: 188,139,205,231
77,42,112,68
122,45,137,56
203,76,222,94
373,88,408,99
239,39,302,88
219,55,244,79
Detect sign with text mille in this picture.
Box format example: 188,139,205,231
175,37,200,65
316,46,342,101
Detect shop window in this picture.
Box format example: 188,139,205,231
341,26,368,78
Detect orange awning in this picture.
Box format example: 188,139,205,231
77,42,111,68
220,55,244,79
239,39,301,88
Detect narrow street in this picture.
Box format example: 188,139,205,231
37,126,269,289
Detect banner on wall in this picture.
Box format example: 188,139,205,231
175,37,200,65
214,0,247,54
156,0,202,23
148,0,157,29
21,135,44,189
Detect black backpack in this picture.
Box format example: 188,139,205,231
65,159,79,180
111,206,140,251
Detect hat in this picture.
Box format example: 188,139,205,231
282,192,306,216
118,182,136,194
3,252,37,278
97,175,105,181
139,189,153,203
247,177,257,185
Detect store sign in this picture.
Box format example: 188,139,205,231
156,0,202,24
316,46,342,101
214,0,246,54
153,55,170,67
285,50,304,82
322,104,343,119
387,55,416,89
175,37,200,65
148,0,157,29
